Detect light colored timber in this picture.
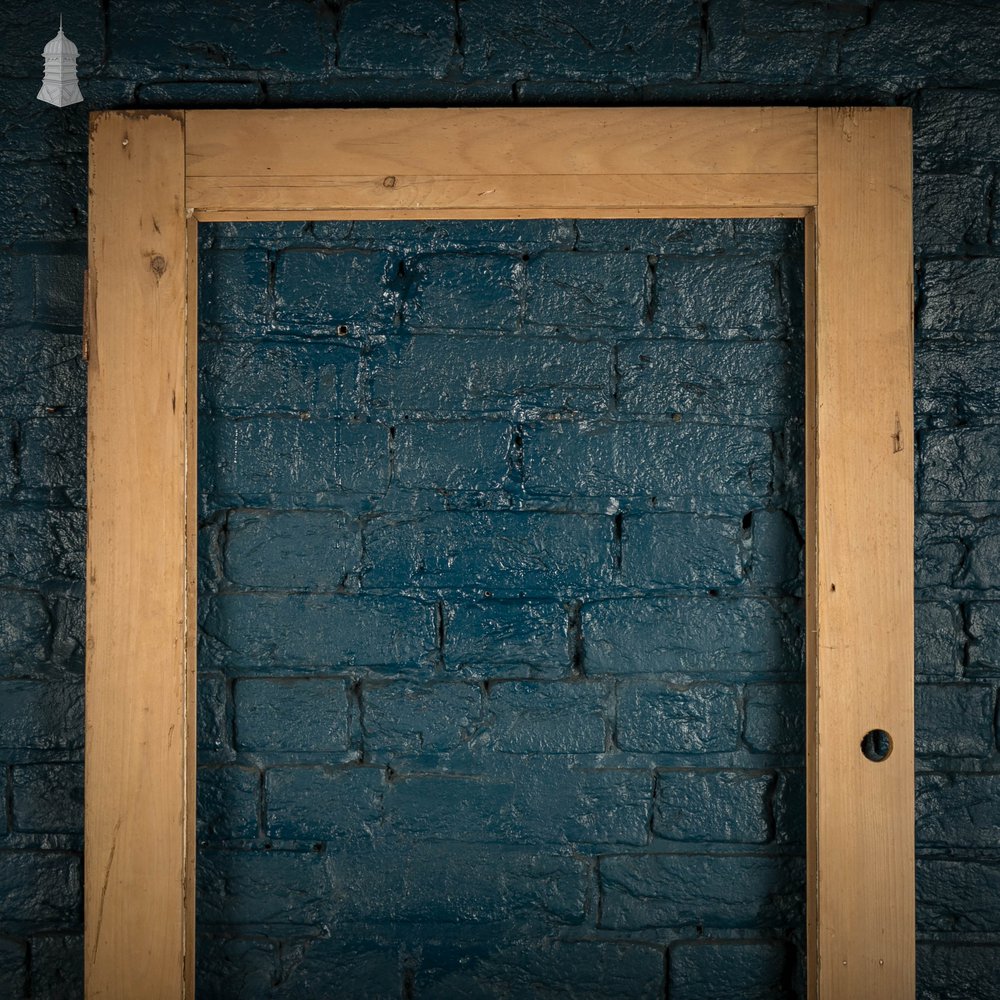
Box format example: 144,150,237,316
185,107,818,179
86,110,194,999
185,172,817,217
194,206,811,222
804,207,819,1000
86,106,915,999
810,107,915,997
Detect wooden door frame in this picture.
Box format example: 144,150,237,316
85,107,915,999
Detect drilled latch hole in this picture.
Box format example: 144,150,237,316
861,728,893,762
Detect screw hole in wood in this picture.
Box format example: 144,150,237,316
861,728,892,762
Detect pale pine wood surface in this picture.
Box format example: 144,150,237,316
85,106,915,1000
86,110,194,999
185,107,818,180
810,107,915,998
186,172,816,219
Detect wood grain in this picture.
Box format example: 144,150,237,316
186,172,816,218
86,110,194,999
810,107,915,998
193,206,810,222
84,105,915,999
185,107,818,179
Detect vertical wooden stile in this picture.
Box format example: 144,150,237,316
86,111,193,999
810,107,915,997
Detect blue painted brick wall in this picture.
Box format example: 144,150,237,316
2,2,1000,997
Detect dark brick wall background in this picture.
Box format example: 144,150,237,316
1,1,999,997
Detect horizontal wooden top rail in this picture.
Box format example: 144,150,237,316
184,107,818,220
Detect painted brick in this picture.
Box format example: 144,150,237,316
266,765,383,840
744,509,802,592
196,937,280,1000
522,421,772,507
29,935,83,997
839,1,1000,88
201,416,388,499
969,602,1000,676
915,89,1000,166
206,841,586,929
0,509,84,586
573,218,790,256
234,678,350,753
654,258,787,338
107,0,328,78
136,80,265,106
919,343,1000,424
915,683,995,757
443,599,569,677
320,219,574,255
916,601,962,678
483,680,610,753
915,513,967,589
338,0,455,77
621,514,744,590
199,849,331,927
31,253,85,327
617,681,741,753
364,511,615,595
11,763,83,833
917,516,1000,593
224,510,361,589
0,938,25,998
918,943,1000,1000
917,858,1000,933
199,249,271,329
0,161,85,246
583,597,800,678
917,772,1000,849
17,416,86,493
205,594,436,671
198,766,260,840
404,254,521,330
743,683,805,755
653,769,773,843
0,679,83,751
267,937,400,999
773,769,806,846
922,259,1000,334
4,1,1000,992
0,852,80,927
1,3,103,76
0,590,49,668
392,420,511,492
363,682,481,753
669,939,793,1000
199,340,360,417
599,853,802,930
414,939,666,1000
198,672,230,755
914,173,990,250
462,0,699,82
526,252,646,330
326,841,588,926
275,250,396,329
617,339,797,420
383,764,650,845
956,522,1000,591
370,334,609,417
704,1,848,83
0,329,84,418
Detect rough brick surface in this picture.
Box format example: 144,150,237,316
669,938,794,1000
1,1,996,996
